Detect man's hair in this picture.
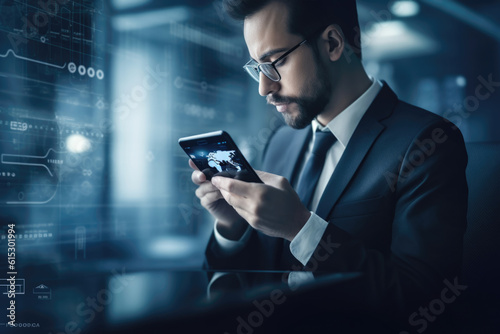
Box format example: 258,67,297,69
223,0,362,59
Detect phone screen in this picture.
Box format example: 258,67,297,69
179,131,261,183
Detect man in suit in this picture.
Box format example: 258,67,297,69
189,0,468,309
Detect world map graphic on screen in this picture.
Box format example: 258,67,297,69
207,150,242,172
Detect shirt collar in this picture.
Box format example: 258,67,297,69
312,78,383,149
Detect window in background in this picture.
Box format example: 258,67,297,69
0,0,108,264
108,3,275,266
358,0,500,142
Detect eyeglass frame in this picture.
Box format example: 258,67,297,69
243,38,308,83
242,25,328,83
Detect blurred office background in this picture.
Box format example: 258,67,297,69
0,0,499,298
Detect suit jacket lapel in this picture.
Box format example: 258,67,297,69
261,126,311,269
315,83,398,220
280,126,312,186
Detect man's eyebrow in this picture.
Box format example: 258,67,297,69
257,48,289,62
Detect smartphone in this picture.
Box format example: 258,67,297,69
178,130,262,183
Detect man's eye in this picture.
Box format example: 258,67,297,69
275,58,287,67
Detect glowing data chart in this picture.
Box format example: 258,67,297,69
1,148,64,178
0,50,105,79
1,149,61,203
0,49,66,69
67,62,104,80
174,76,242,97
33,284,52,300
0,278,25,295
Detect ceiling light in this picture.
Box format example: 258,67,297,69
66,134,91,154
390,0,421,17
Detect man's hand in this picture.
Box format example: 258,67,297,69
211,171,311,242
189,160,248,240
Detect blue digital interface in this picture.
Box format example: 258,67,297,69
0,0,497,332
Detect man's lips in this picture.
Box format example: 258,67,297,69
272,103,289,113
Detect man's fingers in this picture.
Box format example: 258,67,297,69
200,190,224,207
189,159,199,171
189,159,207,185
195,182,219,199
212,176,256,198
191,169,206,185
255,170,291,190
255,170,274,183
219,189,250,213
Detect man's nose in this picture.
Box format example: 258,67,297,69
258,72,280,97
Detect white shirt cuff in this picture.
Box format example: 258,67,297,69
289,212,329,266
288,271,315,291
213,220,252,255
207,272,228,299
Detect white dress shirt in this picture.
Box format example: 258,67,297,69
214,78,383,267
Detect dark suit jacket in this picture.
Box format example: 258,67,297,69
205,83,468,309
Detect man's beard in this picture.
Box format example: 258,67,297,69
268,65,331,129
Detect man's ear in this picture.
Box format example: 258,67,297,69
320,24,344,62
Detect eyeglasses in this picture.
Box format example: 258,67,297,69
243,39,308,83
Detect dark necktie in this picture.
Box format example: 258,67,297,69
279,129,336,269
295,130,337,210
